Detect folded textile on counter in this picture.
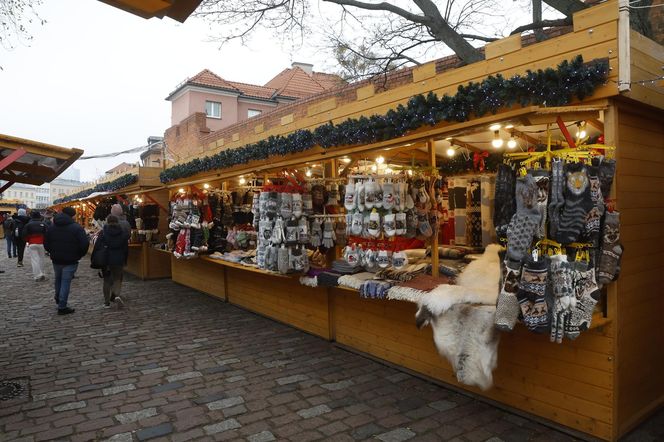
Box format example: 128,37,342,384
337,272,376,290
359,280,393,299
375,263,428,282
331,259,362,274
318,271,342,287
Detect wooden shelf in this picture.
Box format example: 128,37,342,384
200,256,293,279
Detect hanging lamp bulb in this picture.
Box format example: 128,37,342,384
305,169,312,177
371,164,378,172
446,147,456,157
576,122,587,139
489,123,502,131
507,136,517,149
239,176,246,185
491,130,503,148
375,155,385,165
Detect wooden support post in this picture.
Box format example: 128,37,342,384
427,138,439,278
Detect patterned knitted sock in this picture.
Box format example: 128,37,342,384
322,220,336,248
417,208,433,237
280,193,293,219
303,193,313,216
292,193,303,218
598,158,616,198
531,170,550,239
494,260,522,332
298,217,309,244
506,174,541,261
555,163,594,244
395,212,406,236
548,159,565,239
277,246,289,274
311,219,323,247
267,192,279,219
493,164,517,238
598,211,624,286
581,167,604,246
567,263,601,338
406,209,418,238
285,218,299,246
517,258,549,333
549,255,575,343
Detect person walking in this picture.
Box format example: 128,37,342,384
92,215,129,309
3,214,17,258
110,204,132,235
23,210,48,281
44,207,90,315
13,209,30,267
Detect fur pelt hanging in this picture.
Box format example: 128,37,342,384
410,244,502,390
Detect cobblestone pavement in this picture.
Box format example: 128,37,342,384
1,253,661,442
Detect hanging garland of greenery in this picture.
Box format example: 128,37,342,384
53,173,138,205
160,56,609,183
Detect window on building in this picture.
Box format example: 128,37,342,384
205,101,222,119
248,109,262,118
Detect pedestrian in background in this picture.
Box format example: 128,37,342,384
92,214,129,309
44,207,89,315
110,204,132,235
13,208,30,267
3,214,17,258
23,210,48,281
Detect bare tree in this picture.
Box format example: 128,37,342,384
0,0,44,51
197,0,588,80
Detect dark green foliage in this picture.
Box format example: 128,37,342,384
53,174,138,205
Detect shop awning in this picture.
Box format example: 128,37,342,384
97,0,203,22
0,133,84,192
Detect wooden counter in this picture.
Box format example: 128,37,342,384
124,243,172,280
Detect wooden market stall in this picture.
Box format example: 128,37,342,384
157,2,663,440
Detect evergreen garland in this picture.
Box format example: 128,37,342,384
161,56,609,183
53,174,138,205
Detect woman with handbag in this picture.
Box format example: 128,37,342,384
92,215,130,309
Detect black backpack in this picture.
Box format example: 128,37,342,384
3,218,15,236
90,234,109,269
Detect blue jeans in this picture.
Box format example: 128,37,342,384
6,236,16,257
54,263,78,310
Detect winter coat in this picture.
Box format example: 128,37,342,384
44,213,90,265
94,224,129,267
23,219,48,245
3,217,15,238
12,215,30,240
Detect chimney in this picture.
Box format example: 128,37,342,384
291,62,313,76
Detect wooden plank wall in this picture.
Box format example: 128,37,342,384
226,268,330,340
624,31,664,110
330,289,615,440
614,101,664,437
146,247,172,279
125,246,145,279
170,256,226,300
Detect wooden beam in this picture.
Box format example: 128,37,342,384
428,138,439,279
0,148,26,172
0,181,15,194
587,119,605,132
509,128,541,147
0,173,42,185
450,138,483,153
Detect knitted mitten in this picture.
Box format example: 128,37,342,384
567,263,601,339
310,219,323,247
517,258,549,333
598,211,624,286
549,255,575,343
289,247,305,272
530,170,550,239
382,181,395,210
598,158,616,198
356,181,366,212
303,193,314,216
377,249,390,268
322,220,336,248
280,193,293,219
292,193,303,218
392,251,408,269
395,212,406,236
494,260,522,332
285,218,299,246
406,209,418,238
277,245,289,274
368,209,380,238
555,163,594,244
344,182,356,211
365,179,377,209
351,212,363,236
548,159,565,239
267,192,279,219
374,181,383,209
259,219,273,244
383,212,396,237
506,174,541,261
298,217,309,244
494,164,516,238
417,208,433,237
271,218,285,244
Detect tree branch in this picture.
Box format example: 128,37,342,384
321,0,429,25
458,33,498,42
542,0,587,16
510,17,572,35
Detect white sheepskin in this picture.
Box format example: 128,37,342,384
299,276,318,287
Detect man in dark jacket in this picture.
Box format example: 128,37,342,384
23,211,48,281
92,215,129,308
3,214,17,258
44,207,90,315
13,208,31,267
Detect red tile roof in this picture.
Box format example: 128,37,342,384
187,69,240,92
227,81,277,100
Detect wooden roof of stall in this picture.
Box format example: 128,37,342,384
0,134,84,186
98,0,202,22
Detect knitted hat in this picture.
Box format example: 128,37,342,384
17,208,26,216
30,210,41,219
62,207,76,217
110,204,123,217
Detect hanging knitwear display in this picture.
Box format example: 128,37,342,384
466,179,482,247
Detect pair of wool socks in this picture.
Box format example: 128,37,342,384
549,254,575,344
506,174,541,261
493,164,517,238
517,258,549,333
598,211,623,286
494,259,522,331
554,163,594,244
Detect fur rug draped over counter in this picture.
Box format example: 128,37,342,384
388,244,502,390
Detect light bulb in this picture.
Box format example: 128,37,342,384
504,124,514,129
239,177,246,185
492,130,503,148
341,157,351,163
576,122,587,139
375,156,385,164
407,170,413,176
446,147,456,157
305,169,312,177
507,138,517,149
489,123,502,131
371,164,377,172
178,188,185,194
385,168,393,174
203,183,210,189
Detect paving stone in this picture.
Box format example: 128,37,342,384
81,358,107,366
276,374,309,385
201,365,230,375
135,423,173,441
103,384,136,396
297,404,331,419
166,371,202,382
192,392,227,405
320,380,354,391
151,382,184,394
32,389,76,401
53,400,87,412
207,396,245,410
429,399,458,412
223,404,247,417
247,430,276,442
203,418,241,435
141,367,168,375
351,423,385,440
376,427,417,442
115,407,158,424
104,433,133,442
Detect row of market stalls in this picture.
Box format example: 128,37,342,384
49,2,663,439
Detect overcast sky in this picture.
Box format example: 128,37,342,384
0,0,329,181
